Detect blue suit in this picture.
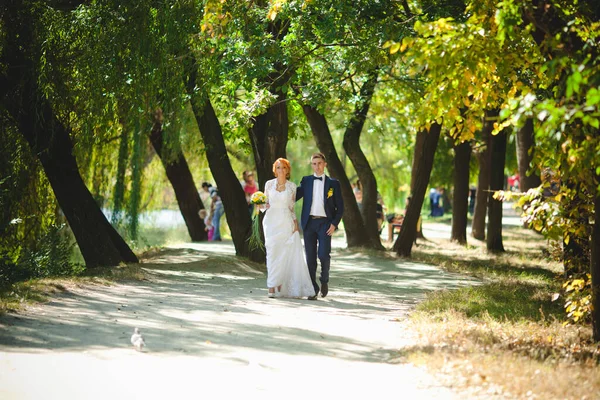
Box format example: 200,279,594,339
296,175,344,294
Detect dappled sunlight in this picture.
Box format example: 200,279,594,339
0,239,478,399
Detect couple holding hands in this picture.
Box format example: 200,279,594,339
260,153,344,300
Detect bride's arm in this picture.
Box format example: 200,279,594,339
259,180,271,212
289,182,298,232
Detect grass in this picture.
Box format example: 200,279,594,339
401,221,600,399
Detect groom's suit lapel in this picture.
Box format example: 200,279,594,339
307,176,315,206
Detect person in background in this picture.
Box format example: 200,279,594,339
200,182,213,211
469,185,477,215
386,196,420,244
199,209,214,241
508,173,520,191
376,191,385,234
354,179,363,212
241,170,258,215
209,186,224,241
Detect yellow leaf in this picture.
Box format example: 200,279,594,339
390,43,401,54
382,40,393,49
267,9,277,20
463,97,471,107
555,193,562,202
400,37,410,52
564,235,570,245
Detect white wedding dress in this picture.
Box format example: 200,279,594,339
262,179,316,298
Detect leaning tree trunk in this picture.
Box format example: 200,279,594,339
249,19,292,189
486,129,507,253
248,84,289,190
451,140,472,244
342,69,384,250
303,105,370,247
472,110,496,240
591,171,600,341
191,98,263,262
149,111,207,242
516,118,541,192
410,129,427,239
394,123,442,257
184,60,263,261
1,2,138,268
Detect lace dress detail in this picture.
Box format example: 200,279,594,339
262,179,315,298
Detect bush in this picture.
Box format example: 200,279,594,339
0,224,84,286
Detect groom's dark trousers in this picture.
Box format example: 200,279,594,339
303,216,331,294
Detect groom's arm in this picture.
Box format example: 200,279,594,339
295,177,305,201
331,180,344,228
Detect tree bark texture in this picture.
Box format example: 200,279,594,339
192,98,264,262
410,130,427,240
451,140,472,244
1,2,138,268
342,69,384,250
184,61,263,262
471,110,496,240
303,105,369,247
149,112,207,242
591,172,600,341
562,180,591,277
248,86,289,191
394,123,442,257
486,129,507,253
516,118,541,192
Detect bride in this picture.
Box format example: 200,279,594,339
261,158,316,299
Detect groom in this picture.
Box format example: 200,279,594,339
296,153,344,300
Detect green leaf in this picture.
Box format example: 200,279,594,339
586,87,600,106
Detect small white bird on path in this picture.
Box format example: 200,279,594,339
131,327,145,351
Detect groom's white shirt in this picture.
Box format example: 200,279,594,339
309,174,327,217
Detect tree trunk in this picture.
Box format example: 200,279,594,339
486,129,507,253
303,105,370,247
591,172,600,341
410,130,427,240
472,110,496,240
1,2,138,268
516,118,541,192
149,110,207,242
562,180,591,277
184,61,263,261
248,86,289,190
394,123,442,256
342,69,384,250
451,140,472,244
192,98,263,262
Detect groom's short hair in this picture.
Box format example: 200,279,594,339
311,152,326,162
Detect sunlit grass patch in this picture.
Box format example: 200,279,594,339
403,222,600,398
402,310,600,399
417,281,563,322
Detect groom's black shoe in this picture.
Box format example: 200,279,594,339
308,286,319,300
321,283,328,298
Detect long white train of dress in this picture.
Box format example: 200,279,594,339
262,179,316,298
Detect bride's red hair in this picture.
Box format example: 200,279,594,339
272,158,291,179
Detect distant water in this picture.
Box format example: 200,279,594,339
103,209,186,229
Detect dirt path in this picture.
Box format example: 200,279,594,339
0,239,480,399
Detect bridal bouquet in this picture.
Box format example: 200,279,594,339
248,191,267,251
